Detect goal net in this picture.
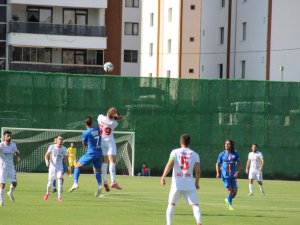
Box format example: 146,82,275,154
1,127,135,176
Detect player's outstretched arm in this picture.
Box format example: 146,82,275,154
160,160,174,186
195,162,201,189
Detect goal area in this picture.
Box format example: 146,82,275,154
1,127,135,176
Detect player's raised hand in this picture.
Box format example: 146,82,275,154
160,176,166,186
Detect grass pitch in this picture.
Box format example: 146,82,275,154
0,173,299,225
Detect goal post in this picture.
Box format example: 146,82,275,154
1,127,135,176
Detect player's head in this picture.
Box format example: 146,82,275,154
107,107,122,120
70,142,74,147
180,134,191,147
53,138,57,144
252,144,258,152
84,116,93,127
3,130,12,142
224,139,235,151
57,136,64,145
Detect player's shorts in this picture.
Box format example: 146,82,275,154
222,178,238,188
249,169,263,181
168,188,199,205
101,140,117,156
48,166,64,181
0,166,17,183
68,159,77,167
78,150,102,169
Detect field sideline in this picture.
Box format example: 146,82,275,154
0,174,299,225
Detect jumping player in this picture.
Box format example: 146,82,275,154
44,136,68,202
161,134,202,225
216,139,241,210
0,131,20,205
68,116,103,197
97,107,122,191
245,144,265,196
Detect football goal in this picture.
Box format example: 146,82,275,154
1,127,135,176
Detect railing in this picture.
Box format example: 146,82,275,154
10,62,104,74
9,21,106,37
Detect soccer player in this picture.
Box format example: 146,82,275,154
44,136,68,202
161,134,202,225
68,116,103,197
97,107,122,191
245,144,265,196
0,131,20,205
216,139,241,211
67,142,77,177
51,138,58,193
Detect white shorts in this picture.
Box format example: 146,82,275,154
48,167,64,181
249,169,263,181
0,166,17,183
101,140,117,156
168,188,199,205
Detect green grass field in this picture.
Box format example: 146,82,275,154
1,174,300,225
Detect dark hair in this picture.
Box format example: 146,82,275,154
252,143,258,148
107,107,122,120
225,139,235,151
180,134,191,146
3,131,12,136
84,116,93,127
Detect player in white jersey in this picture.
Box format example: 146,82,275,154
0,131,20,205
43,136,68,202
245,144,265,196
97,107,122,191
161,134,202,225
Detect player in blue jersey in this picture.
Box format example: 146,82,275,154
216,139,241,211
68,116,103,197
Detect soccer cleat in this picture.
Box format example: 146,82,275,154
43,193,49,201
95,187,102,197
68,183,79,193
103,181,110,192
111,183,122,190
224,198,229,208
7,191,15,202
52,188,57,193
58,197,63,202
0,203,3,206
248,192,254,196
228,205,235,211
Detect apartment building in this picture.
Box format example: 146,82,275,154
140,0,201,78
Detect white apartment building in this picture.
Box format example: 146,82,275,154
0,0,107,74
140,0,201,78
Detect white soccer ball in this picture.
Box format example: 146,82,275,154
104,62,114,72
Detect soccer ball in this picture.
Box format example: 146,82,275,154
104,62,114,72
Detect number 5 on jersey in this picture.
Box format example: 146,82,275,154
180,156,190,170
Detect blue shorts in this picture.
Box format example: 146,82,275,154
78,150,102,169
222,178,238,188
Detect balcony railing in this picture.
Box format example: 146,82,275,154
9,21,106,37
10,62,104,74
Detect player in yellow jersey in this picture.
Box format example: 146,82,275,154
67,143,77,177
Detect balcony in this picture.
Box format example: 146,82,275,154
9,22,106,37
10,62,104,75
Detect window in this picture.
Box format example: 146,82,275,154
27,7,52,23
63,9,87,25
0,59,4,70
242,22,247,41
241,60,246,79
168,39,172,53
124,50,138,63
189,68,194,74
125,22,139,35
63,49,86,64
0,24,6,40
0,42,5,58
221,0,225,8
12,47,52,63
0,0,7,4
219,64,223,78
167,70,171,78
168,8,172,22
0,6,6,23
150,13,154,27
190,37,195,42
191,5,195,10
220,27,224,44
149,43,153,57
125,0,139,8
